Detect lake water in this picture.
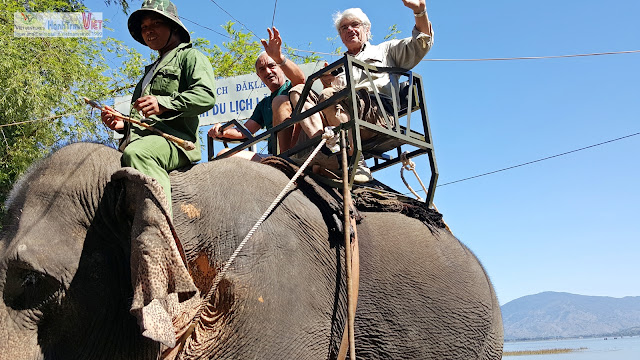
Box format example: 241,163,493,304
502,336,640,360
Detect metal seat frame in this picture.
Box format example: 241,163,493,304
208,55,438,207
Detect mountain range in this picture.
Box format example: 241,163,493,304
500,291,640,341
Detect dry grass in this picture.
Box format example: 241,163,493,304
503,347,587,356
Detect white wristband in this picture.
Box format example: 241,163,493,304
277,57,287,66
414,9,426,18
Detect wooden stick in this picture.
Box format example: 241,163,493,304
83,97,196,151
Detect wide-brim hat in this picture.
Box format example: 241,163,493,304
128,0,190,45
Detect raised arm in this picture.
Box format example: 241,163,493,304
261,27,306,86
402,0,432,36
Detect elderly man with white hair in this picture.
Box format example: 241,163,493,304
287,0,434,182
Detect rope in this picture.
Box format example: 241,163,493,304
399,152,451,231
400,151,428,201
325,127,340,153
175,127,340,355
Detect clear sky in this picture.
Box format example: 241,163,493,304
85,0,639,305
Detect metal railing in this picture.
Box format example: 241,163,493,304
208,55,438,207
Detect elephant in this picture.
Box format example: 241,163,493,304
0,142,503,359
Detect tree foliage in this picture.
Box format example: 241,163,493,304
1,1,325,227
384,24,401,40
192,21,320,79
103,0,132,14
0,0,143,226
194,21,262,78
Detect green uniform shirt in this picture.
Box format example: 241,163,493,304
124,42,216,162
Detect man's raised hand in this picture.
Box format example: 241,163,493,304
402,0,426,13
260,27,285,64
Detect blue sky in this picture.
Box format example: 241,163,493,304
86,0,639,305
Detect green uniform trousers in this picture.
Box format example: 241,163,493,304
121,135,191,216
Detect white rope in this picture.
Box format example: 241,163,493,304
399,152,451,230
325,126,341,153
400,151,429,201
184,127,339,336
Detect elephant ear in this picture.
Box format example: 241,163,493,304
111,168,198,348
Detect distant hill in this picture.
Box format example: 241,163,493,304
501,292,640,341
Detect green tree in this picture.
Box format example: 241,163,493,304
326,34,343,55
0,0,143,227
191,21,320,78
193,21,320,79
0,2,321,228
103,0,132,14
194,21,262,78
384,24,401,40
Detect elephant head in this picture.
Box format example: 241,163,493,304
0,143,173,359
0,143,349,359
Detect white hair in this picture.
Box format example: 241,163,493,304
255,51,269,71
333,8,372,41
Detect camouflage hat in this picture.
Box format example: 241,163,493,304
128,0,190,45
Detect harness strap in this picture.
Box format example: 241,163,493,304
338,129,358,360
337,216,360,360
166,128,339,359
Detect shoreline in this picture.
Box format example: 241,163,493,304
504,334,639,343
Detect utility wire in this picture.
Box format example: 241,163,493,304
206,0,260,40
0,112,83,128
423,49,640,62
0,95,135,129
290,48,640,62
2,108,122,129
171,16,639,64
434,132,640,188
271,0,278,28
141,4,640,63
180,16,234,40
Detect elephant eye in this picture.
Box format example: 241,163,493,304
3,264,62,311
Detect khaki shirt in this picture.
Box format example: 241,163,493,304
337,25,434,98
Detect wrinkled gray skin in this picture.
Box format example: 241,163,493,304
0,143,502,359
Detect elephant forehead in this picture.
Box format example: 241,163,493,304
3,228,84,281
5,143,119,224
2,192,87,283
2,151,104,266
